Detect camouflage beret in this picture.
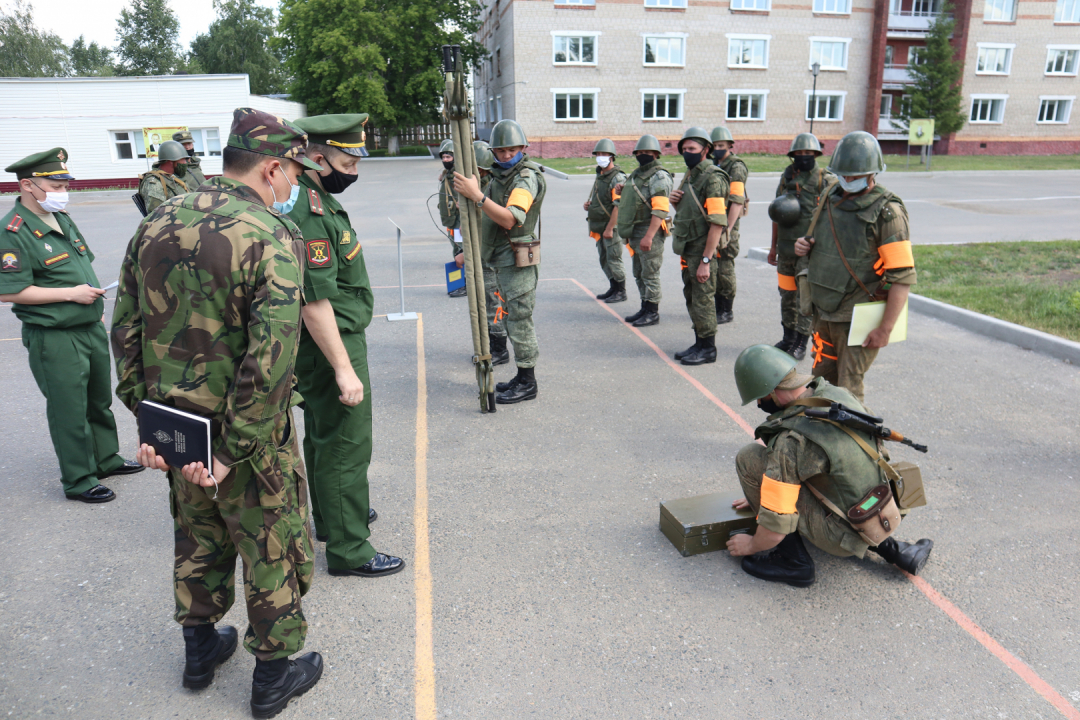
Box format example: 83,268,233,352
5,147,75,180
172,130,194,143
226,107,321,171
293,114,370,157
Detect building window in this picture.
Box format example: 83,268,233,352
477,101,486,124
727,35,770,68
644,0,688,7
489,97,495,123
806,91,846,121
814,0,851,13
809,38,850,71
969,95,1007,123
909,46,928,65
188,127,221,157
1046,47,1079,75
112,130,147,160
984,0,1015,21
496,48,501,76
976,44,1014,74
884,45,895,66
552,33,597,65
726,90,768,120
641,90,684,120
731,0,770,10
553,89,598,121
496,95,503,121
1054,0,1079,21
1037,97,1074,123
643,35,686,66
880,94,893,118
554,0,596,4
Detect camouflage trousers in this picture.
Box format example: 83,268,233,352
591,226,625,283
811,317,880,404
492,264,538,368
716,228,739,300
626,224,665,304
777,250,812,336
484,262,506,339
736,442,869,558
171,420,313,661
680,254,719,338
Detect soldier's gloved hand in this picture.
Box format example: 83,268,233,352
70,284,107,305
336,368,365,407
670,189,684,204
794,237,815,257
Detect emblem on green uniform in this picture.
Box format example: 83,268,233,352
306,239,332,267
1,250,19,271
44,242,53,252
340,230,351,245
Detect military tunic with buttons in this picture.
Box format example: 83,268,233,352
672,163,728,338
615,159,672,304
586,163,626,284
138,164,191,214
717,153,748,301
0,197,128,496
774,165,835,336
289,172,379,571
439,169,462,258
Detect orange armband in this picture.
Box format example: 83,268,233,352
878,240,914,270
651,196,670,213
761,475,800,514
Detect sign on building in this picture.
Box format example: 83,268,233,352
143,127,188,158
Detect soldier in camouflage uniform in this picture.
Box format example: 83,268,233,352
137,140,192,215
616,135,673,328
111,108,325,718
438,139,468,298
668,127,729,366
474,140,509,365
710,127,748,324
795,131,916,403
172,129,208,188
453,119,545,404
584,138,627,303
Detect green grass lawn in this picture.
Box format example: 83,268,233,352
532,153,1080,176
912,241,1080,342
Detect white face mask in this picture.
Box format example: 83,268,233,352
32,183,69,213
595,156,611,168
836,174,872,194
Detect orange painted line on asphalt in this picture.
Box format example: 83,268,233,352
0,338,18,341
412,313,437,720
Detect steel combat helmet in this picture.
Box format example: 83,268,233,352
710,126,735,144
788,133,823,157
633,134,661,153
592,138,616,156
156,140,189,162
828,131,885,176
473,140,495,170
768,195,802,227
438,139,454,155
677,127,712,153
489,120,528,150
734,344,809,406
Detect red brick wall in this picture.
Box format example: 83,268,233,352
530,137,842,158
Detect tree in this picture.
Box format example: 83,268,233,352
70,35,114,76
0,0,68,77
892,3,965,139
190,0,285,94
114,0,182,76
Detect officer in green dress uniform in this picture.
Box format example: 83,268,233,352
584,138,627,304
726,344,934,587
438,139,468,298
710,126,748,324
473,140,509,365
138,140,192,215
0,148,144,503
172,130,208,188
453,119,545,404
288,113,405,578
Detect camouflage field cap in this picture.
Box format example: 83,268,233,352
227,107,322,171
172,129,194,143
5,147,75,180
293,113,371,157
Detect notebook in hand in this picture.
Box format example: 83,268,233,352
137,400,213,469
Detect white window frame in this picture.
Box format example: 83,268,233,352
551,30,600,66
189,127,222,157
813,0,851,13
975,43,1015,75
642,33,688,67
726,34,771,69
1037,95,1075,123
880,94,893,118
488,97,496,125
984,0,1016,21
730,0,771,10
644,0,688,7
809,37,852,71
1045,45,1080,75
804,90,847,121
477,100,486,125
551,88,600,122
725,89,769,121
969,94,1008,124
495,95,503,122
640,88,686,121
110,129,147,162
1056,0,1080,22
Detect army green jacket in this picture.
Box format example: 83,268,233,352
0,199,104,328
718,153,749,233
185,155,208,189
138,165,192,214
586,163,627,235
111,176,305,467
774,164,836,250
481,154,545,268
438,170,461,232
672,163,728,258
615,160,673,239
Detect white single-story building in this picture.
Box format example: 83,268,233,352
0,74,306,192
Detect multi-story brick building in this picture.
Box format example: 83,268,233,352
471,0,1079,156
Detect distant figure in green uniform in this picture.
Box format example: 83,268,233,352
473,140,509,365
710,126,748,324
437,138,468,299
0,147,144,503
453,119,546,404
138,140,192,215
583,138,627,304
288,113,405,578
172,129,208,188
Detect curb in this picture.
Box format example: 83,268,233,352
746,246,1080,365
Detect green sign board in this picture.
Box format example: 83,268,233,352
908,119,935,146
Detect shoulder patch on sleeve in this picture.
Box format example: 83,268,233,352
305,239,333,268
1,249,20,272
308,188,324,215
6,215,24,233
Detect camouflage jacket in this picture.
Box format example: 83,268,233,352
185,155,208,189
138,166,192,214
111,176,306,467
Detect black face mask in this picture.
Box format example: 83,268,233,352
187,147,195,157
712,148,728,164
758,396,783,415
442,159,455,171
792,155,816,172
635,153,655,167
320,163,359,194
682,150,704,170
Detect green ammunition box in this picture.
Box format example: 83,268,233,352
659,490,758,557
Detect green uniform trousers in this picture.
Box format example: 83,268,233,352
717,229,739,301
484,263,506,339
626,224,665,304
491,264,538,368
172,425,314,660
680,255,719,339
777,250,812,335
811,318,880,404
594,228,625,283
22,322,125,496
736,442,868,558
296,330,377,571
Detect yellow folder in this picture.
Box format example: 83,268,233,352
847,299,908,346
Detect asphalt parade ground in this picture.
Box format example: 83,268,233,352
1,162,1078,719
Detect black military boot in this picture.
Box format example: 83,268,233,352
774,325,794,353
489,334,509,366
251,653,324,719
870,537,934,576
624,301,646,324
740,532,816,588
680,333,717,365
604,279,627,304
789,332,809,362
496,367,537,404
632,301,660,327
674,334,700,361
596,278,616,301
716,296,734,324
182,624,238,689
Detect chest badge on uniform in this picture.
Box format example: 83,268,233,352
32,229,44,238
306,239,332,267
1,250,19,272
44,242,53,252
340,230,351,245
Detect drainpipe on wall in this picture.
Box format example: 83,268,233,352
864,0,891,138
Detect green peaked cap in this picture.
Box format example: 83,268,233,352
226,107,322,171
293,113,371,157
5,147,75,180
